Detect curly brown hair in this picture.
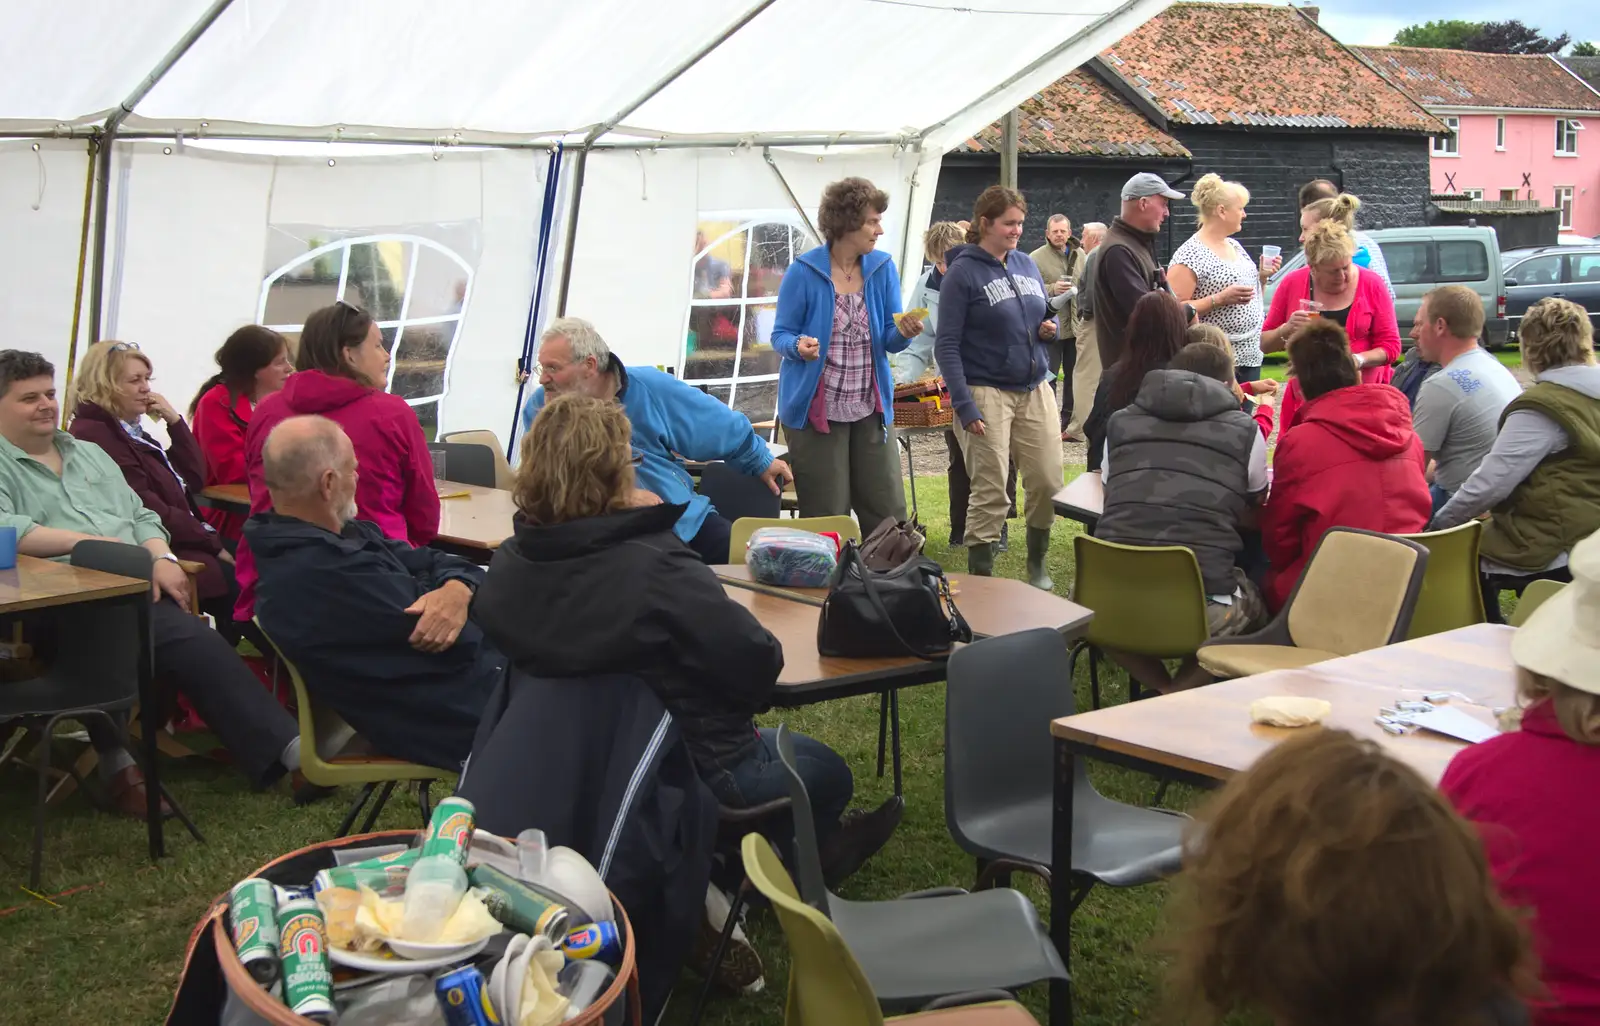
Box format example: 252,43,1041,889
1165,728,1537,1026
513,394,636,524
817,177,889,245
1288,319,1360,401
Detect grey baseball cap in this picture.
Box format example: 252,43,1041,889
1121,172,1184,201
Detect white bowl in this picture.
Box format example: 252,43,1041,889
385,934,497,961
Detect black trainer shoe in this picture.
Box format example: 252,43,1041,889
819,795,905,889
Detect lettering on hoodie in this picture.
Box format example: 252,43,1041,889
980,274,1046,307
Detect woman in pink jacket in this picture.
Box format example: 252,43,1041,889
1261,213,1400,434
233,301,440,620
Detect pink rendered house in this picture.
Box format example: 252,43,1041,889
1358,47,1600,236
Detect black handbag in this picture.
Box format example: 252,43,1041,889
816,541,972,659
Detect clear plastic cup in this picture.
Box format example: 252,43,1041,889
1298,298,1323,318
516,828,549,883
429,449,447,481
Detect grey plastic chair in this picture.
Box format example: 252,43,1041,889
426,442,498,488
698,461,781,524
944,629,1185,970
772,724,1068,1011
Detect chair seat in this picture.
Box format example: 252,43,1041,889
958,793,1186,886
889,1000,1039,1024
1196,644,1343,678
830,886,1067,1008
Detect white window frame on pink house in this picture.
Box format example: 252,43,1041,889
1432,116,1460,156
1555,186,1574,230
1554,118,1581,157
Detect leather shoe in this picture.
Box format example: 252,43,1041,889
819,795,905,889
105,764,174,820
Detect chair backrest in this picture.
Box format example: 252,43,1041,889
1510,579,1567,627
945,629,1072,849
728,516,860,565
70,539,152,582
774,723,832,917
1071,535,1210,657
427,442,498,489
741,833,884,1026
1401,521,1486,639
1285,528,1429,655
440,430,515,489
698,461,781,524
252,619,353,778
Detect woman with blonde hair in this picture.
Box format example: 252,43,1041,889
66,340,237,627
1167,727,1537,1026
1168,174,1268,382
1442,525,1600,1026
474,394,903,889
1298,183,1394,296
1434,297,1600,607
1261,215,1401,433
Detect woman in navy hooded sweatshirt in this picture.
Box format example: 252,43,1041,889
935,185,1064,589
773,178,923,534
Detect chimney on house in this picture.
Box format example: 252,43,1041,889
1298,5,1320,22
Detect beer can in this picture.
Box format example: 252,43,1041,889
563,921,623,964
421,797,476,866
312,855,414,898
466,863,570,942
228,877,281,988
276,893,336,1023
434,965,501,1025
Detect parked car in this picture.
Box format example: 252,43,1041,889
1502,245,1600,340
1265,226,1508,349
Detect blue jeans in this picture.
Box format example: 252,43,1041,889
1429,484,1452,518
704,728,854,842
1236,363,1263,384
687,512,733,565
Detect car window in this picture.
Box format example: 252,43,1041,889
1385,242,1430,285
1436,241,1489,283
1509,254,1561,286
1572,253,1600,283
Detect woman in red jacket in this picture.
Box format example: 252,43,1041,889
1261,211,1400,434
67,340,243,632
234,301,440,621
189,325,292,545
1261,321,1430,609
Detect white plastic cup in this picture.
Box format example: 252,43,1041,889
516,827,549,883
1262,245,1281,261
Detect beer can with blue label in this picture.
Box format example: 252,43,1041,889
435,965,500,1025
563,921,623,964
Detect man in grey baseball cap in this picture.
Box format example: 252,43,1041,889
1121,171,1185,203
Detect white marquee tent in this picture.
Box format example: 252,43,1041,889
0,0,1169,446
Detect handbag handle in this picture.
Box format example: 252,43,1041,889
841,543,964,660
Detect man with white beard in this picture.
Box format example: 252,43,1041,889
247,415,503,770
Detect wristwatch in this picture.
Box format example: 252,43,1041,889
156,553,181,565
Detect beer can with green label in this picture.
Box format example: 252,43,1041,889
466,863,570,942
421,797,476,866
276,892,335,1023
228,877,281,987
313,848,418,897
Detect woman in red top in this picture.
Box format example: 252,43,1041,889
189,326,292,545
1441,528,1600,1026
1262,209,1400,434
233,301,440,621
1260,321,1429,609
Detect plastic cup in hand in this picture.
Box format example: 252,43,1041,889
1298,299,1323,318
516,828,549,883
0,526,15,570
1262,245,1281,271
430,449,447,481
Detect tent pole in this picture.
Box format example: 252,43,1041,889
88,0,238,344
1000,110,1019,189
552,148,589,317
62,136,102,422
762,148,821,242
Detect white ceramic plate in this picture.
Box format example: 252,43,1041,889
328,936,491,974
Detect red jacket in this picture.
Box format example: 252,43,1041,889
1260,384,1429,609
1441,700,1600,1026
191,382,253,542
233,370,440,620
67,401,229,600
1265,266,1401,433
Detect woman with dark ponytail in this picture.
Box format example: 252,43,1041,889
191,325,292,543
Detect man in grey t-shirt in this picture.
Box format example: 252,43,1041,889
1410,287,1523,513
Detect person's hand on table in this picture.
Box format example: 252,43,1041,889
895,313,924,338
406,579,472,653
758,458,792,495
796,336,820,361
630,487,663,507
1039,319,1058,342
144,392,181,425
151,556,192,608
965,418,986,437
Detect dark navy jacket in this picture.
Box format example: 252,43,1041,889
933,243,1052,427
245,513,502,770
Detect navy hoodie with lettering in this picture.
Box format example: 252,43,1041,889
934,243,1051,427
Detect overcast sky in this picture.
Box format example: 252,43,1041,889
1247,0,1596,47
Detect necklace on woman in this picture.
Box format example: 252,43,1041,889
831,255,858,284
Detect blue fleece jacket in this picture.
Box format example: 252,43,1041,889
771,245,910,430
519,361,773,542
934,243,1051,428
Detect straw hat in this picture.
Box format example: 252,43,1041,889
1511,528,1600,695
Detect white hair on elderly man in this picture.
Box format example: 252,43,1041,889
540,317,611,366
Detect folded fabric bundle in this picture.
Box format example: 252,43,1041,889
746,527,839,588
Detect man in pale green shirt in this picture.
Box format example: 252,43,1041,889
0,351,299,815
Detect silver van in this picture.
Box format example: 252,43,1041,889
1264,225,1509,348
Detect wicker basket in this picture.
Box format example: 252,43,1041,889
893,396,954,428
893,376,944,401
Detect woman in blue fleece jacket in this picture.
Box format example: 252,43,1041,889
935,185,1064,588
772,177,922,534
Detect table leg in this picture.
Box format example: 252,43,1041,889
890,689,903,796
138,595,164,861
900,433,919,521
1050,735,1075,1026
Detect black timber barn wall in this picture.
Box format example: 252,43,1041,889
931,130,1431,266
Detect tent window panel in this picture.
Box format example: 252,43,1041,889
262,276,338,328
344,241,409,321
392,321,459,401
407,245,472,320
685,303,742,379
740,302,781,377
694,227,745,300
745,223,802,299
411,400,440,442
732,379,779,426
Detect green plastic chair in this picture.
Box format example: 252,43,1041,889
741,833,1041,1026
728,515,861,565
1510,579,1567,627
1401,521,1486,639
255,620,448,837
1069,535,1210,707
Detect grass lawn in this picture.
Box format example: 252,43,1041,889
0,472,1207,1026
1258,345,1523,383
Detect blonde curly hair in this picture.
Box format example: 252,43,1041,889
67,341,151,420
514,394,636,525
1303,193,1361,230
1303,218,1356,268
1519,297,1594,375
1190,173,1249,226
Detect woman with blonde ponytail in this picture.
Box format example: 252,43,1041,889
1299,185,1394,297
1169,174,1268,382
